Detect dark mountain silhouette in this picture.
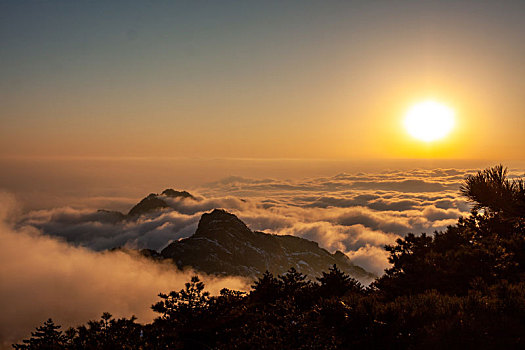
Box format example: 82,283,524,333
101,190,374,280
161,189,195,199
95,209,127,223
101,189,197,218
127,193,172,217
160,209,376,282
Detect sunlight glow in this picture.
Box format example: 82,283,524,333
404,101,455,142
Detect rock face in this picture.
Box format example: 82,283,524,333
128,193,171,217
127,189,195,217
95,209,127,223
160,209,376,282
161,189,195,200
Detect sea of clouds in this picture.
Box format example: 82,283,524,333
4,166,525,347
18,167,523,278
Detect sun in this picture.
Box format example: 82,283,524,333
404,100,455,142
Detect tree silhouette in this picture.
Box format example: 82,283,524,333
13,319,66,349
152,276,210,324
279,267,309,296
317,264,363,297
460,164,525,219
375,165,525,297
250,270,281,303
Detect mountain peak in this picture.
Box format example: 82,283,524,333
126,190,195,217
194,209,251,238
161,189,195,200
161,209,376,283
127,194,169,217
207,208,238,219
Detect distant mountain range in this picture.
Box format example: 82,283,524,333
110,189,376,282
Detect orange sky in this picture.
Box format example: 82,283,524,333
1,1,523,161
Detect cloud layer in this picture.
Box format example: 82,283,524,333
0,193,247,348
5,167,524,347
17,167,506,278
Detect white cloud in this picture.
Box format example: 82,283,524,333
15,168,480,285
0,192,248,347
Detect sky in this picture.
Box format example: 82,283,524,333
1,0,524,160
1,2,524,345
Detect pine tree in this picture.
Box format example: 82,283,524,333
317,264,363,297
13,319,66,349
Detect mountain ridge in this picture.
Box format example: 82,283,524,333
106,190,376,282
160,208,376,283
